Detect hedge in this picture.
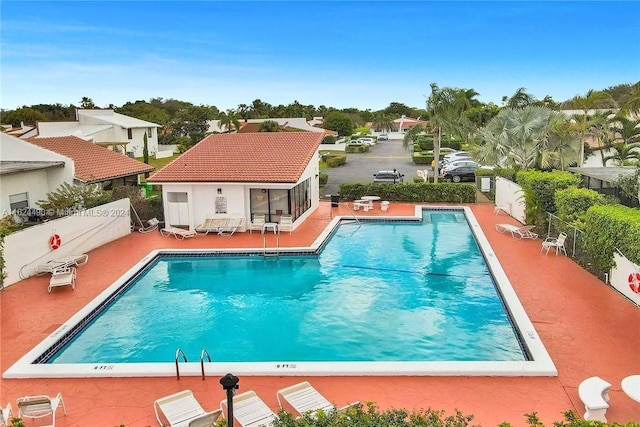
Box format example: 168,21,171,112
412,152,434,165
319,172,328,185
345,144,370,153
584,204,640,273
516,170,581,225
325,154,347,167
338,182,476,203
555,187,607,230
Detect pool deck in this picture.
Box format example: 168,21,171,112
1,201,639,426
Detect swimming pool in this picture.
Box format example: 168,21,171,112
4,206,557,378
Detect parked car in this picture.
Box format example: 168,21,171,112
442,162,479,183
373,170,404,184
358,138,376,146
443,151,470,161
378,133,389,141
441,159,479,175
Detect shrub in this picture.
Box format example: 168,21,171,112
37,182,112,219
338,182,476,203
345,144,370,153
555,187,607,229
584,204,640,273
319,172,328,185
516,170,581,225
322,135,337,144
325,154,347,167
412,152,434,165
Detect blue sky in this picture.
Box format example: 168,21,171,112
1,1,639,111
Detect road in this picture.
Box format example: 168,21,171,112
320,137,428,196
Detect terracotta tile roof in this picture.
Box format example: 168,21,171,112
148,132,323,183
28,136,154,183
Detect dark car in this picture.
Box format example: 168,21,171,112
442,163,478,182
373,170,404,184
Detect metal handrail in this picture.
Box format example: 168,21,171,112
263,236,279,258
175,348,187,380
200,349,211,380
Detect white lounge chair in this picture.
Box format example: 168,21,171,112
220,390,278,427
276,381,359,418
0,403,13,426
218,217,244,236
195,217,229,235
495,223,538,239
35,254,89,275
249,214,266,234
160,227,197,240
541,232,568,255
48,266,76,293
154,389,222,427
17,393,66,427
279,215,293,235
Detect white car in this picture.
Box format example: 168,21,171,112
357,138,376,146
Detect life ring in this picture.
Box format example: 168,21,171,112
49,234,62,250
629,272,640,294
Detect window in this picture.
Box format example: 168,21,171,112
127,128,133,139
9,192,28,211
147,127,153,138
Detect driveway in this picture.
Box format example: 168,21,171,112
320,137,421,196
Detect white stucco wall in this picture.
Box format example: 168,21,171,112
0,134,74,215
494,177,526,224
2,198,131,287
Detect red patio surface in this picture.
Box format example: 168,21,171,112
1,202,639,426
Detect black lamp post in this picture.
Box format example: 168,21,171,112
220,373,239,427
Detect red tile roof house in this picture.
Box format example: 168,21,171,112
393,115,429,132
147,132,324,232
27,136,154,189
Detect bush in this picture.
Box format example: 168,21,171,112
584,204,640,273
325,154,347,167
516,170,581,225
37,182,112,219
555,187,607,229
319,172,328,185
412,152,434,165
345,144,370,153
338,182,476,203
322,135,337,144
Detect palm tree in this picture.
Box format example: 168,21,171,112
402,124,426,151
566,90,616,165
542,112,581,170
503,88,536,108
219,109,241,133
602,142,640,166
372,113,394,133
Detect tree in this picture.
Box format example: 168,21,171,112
143,132,149,164
402,124,426,151
37,182,111,218
372,113,394,132
79,97,96,109
383,102,413,117
219,109,241,133
0,107,47,126
259,120,281,132
502,87,536,108
322,111,354,136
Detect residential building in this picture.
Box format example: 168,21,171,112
147,132,324,231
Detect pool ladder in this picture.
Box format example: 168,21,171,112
174,348,212,380
263,235,279,258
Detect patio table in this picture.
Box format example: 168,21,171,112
261,222,278,234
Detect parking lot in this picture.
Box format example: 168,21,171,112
320,137,421,196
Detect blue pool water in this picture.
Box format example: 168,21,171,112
49,211,526,364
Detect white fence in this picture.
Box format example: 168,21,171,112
494,177,526,224
610,252,640,306
319,142,347,152
3,198,131,287
155,149,174,159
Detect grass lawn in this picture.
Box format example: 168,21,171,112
136,154,179,182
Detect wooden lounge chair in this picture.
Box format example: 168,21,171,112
276,381,359,418
218,217,244,236
220,390,278,427
195,217,228,235
160,227,197,240
154,389,222,427
495,223,538,239
17,393,66,427
48,266,76,293
35,254,89,275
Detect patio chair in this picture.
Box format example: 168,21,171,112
218,217,244,236
495,223,538,239
249,214,266,234
48,266,76,293
139,217,160,233
154,389,222,427
195,217,228,235
541,232,568,256
220,390,278,427
279,215,293,235
160,227,197,240
0,403,13,426
276,381,359,418
16,393,66,427
35,254,89,275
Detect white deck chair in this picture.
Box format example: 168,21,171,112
139,217,160,233
195,217,228,235
35,254,88,275
276,381,359,418
220,390,278,427
278,215,293,235
495,223,538,239
249,214,266,234
160,227,197,240
0,403,13,426
17,393,66,427
218,217,244,236
48,266,76,293
541,232,568,255
154,389,222,427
